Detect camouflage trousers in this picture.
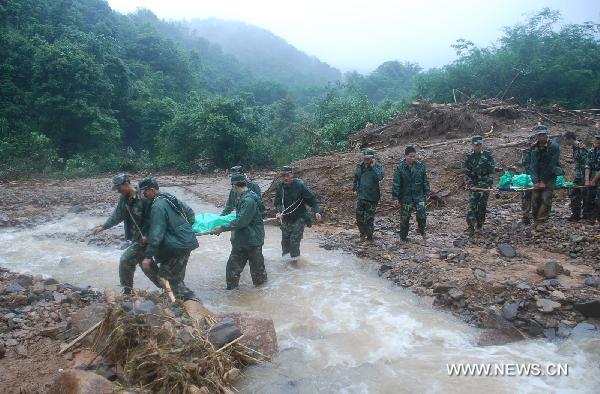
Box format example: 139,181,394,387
399,201,427,240
281,218,305,258
569,179,595,220
521,190,532,220
356,199,378,239
144,250,197,301
466,191,489,228
531,179,555,223
226,246,267,290
119,241,161,292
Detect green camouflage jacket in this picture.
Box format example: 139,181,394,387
353,161,385,202
587,147,600,178
221,190,264,249
464,150,495,188
571,142,589,181
102,190,150,242
392,159,430,204
530,141,561,183
275,178,320,223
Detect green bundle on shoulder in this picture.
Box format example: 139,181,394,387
192,213,236,233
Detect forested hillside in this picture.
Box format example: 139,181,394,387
1,3,598,180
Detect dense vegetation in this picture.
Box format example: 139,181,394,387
0,3,598,180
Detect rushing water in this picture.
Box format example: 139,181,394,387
0,187,598,393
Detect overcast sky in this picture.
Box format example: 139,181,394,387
106,0,599,73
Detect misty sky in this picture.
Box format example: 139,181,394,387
107,0,599,73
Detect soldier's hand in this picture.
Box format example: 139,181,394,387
141,236,148,245
212,227,223,235
91,226,104,235
276,212,282,220
315,213,322,223
393,201,401,208
141,258,152,272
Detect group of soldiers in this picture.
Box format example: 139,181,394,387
95,125,599,297
352,125,600,241
94,166,321,297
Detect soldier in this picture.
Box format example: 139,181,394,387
275,166,322,262
519,134,536,224
529,125,561,230
353,148,385,241
585,132,600,224
392,146,431,241
212,174,267,290
563,131,592,221
91,174,160,294
138,177,200,301
464,135,496,235
221,166,262,216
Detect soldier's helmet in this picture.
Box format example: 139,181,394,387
138,176,159,191
280,166,293,174
111,173,130,190
471,135,483,145
363,148,375,158
532,124,548,135
229,165,244,175
230,173,247,185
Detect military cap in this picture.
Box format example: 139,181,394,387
471,135,483,145
595,132,600,139
229,165,244,175
533,124,548,135
281,165,294,174
230,173,246,184
111,173,130,190
138,176,159,191
363,148,375,158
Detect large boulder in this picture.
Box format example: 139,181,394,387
219,312,278,357
574,300,600,318
49,369,114,394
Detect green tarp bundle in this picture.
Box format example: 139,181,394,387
192,213,236,233
512,174,533,188
498,171,513,188
497,173,574,189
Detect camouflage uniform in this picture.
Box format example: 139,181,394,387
101,190,160,292
144,191,199,300
392,159,430,240
569,142,592,220
275,178,320,258
353,161,385,239
221,190,266,289
519,145,533,222
464,150,495,230
530,140,561,223
586,146,600,222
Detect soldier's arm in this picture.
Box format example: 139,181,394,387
463,157,475,187
144,202,168,258
249,180,262,199
102,198,125,229
352,166,360,192
221,198,256,232
375,163,385,181
274,183,283,213
422,165,431,196
221,190,236,216
486,154,496,185
391,166,401,200
529,153,540,183
180,200,196,224
302,183,321,213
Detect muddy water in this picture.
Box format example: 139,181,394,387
1,187,598,393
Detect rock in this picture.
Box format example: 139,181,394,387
502,303,519,321
16,344,28,357
0,213,10,226
187,385,210,394
223,368,242,383
497,243,516,258
5,338,18,346
4,282,26,294
570,235,585,243
433,282,455,294
550,290,566,301
528,319,545,336
219,312,278,357
536,298,561,313
473,268,486,280
183,300,215,328
537,261,563,279
49,369,114,394
574,300,600,318
378,262,394,276
43,278,59,285
208,318,243,349
478,326,525,346
53,291,68,304
40,322,68,339
448,288,464,300
71,304,107,346
16,275,33,287
421,278,433,288
584,277,600,288
11,294,30,307
0,343,5,358
68,205,84,214
515,281,531,290
571,322,597,336
32,282,46,294
557,323,572,338
452,239,466,248
541,279,561,288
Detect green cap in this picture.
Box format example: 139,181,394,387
231,174,246,184
229,165,244,175
281,165,293,174
111,173,130,190
363,148,375,158
138,176,158,191
533,124,548,135
595,132,600,139
471,135,483,145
